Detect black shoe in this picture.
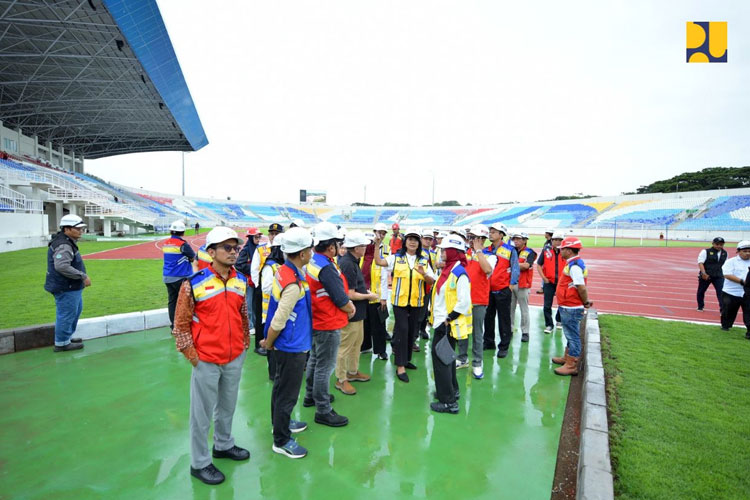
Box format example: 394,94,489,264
376,353,388,361
696,307,704,311
54,343,84,352
432,390,460,401
405,362,417,370
721,327,731,332
396,372,409,383
496,349,508,358
254,347,268,356
385,335,393,342
302,393,334,408
521,333,529,342
745,332,750,340
190,463,225,485
314,409,349,427
411,344,420,352
212,445,250,461
483,343,496,351
420,330,430,340
430,402,459,414
70,337,83,343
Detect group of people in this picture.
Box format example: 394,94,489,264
696,236,750,338
160,219,592,485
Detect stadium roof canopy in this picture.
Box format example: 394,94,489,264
0,0,208,159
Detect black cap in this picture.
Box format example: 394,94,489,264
713,237,725,244
268,223,284,233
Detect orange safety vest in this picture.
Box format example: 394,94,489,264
517,246,535,289
541,247,564,283
306,252,349,331
556,257,588,307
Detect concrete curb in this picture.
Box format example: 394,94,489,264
0,308,170,354
577,309,615,500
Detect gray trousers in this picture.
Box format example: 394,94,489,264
304,329,341,414
458,304,487,367
190,350,246,469
511,287,531,334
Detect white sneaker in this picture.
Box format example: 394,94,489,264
556,324,563,330
456,359,469,369
472,366,484,379
543,326,552,334
250,328,256,336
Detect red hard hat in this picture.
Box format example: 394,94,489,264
560,236,583,249
246,227,260,236
392,223,400,230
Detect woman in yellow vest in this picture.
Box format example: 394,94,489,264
383,227,435,383
430,234,472,414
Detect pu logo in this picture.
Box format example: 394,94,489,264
686,22,727,63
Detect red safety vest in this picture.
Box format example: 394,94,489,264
306,252,349,331
190,265,247,365
489,242,514,292
389,235,402,255
466,248,490,305
517,246,534,289
556,257,588,307
541,247,564,283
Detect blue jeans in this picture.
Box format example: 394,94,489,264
53,289,83,346
304,329,341,414
245,285,256,327
559,307,584,357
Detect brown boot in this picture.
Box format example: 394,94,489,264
554,354,579,376
335,380,357,395
551,347,568,365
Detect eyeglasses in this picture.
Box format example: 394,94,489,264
220,244,241,253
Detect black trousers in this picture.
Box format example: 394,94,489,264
543,282,561,328
253,288,263,349
267,349,277,381
697,275,724,312
431,324,458,404
165,279,185,329
491,288,514,351
271,350,307,446
362,302,387,355
720,292,750,332
484,294,496,347
419,293,432,334
392,305,420,367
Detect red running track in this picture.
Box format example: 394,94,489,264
88,241,719,324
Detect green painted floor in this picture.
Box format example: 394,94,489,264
0,308,569,500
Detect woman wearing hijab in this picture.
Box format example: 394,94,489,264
382,227,436,383
430,233,472,414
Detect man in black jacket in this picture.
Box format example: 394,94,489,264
697,237,727,313
44,214,92,352
235,228,261,329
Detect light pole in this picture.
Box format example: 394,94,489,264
181,151,185,196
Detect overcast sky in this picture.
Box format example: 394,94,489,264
86,0,750,207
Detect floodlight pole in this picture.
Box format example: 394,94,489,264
181,152,185,196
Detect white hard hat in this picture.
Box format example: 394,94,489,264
737,240,750,250
520,232,529,239
270,234,283,247
282,227,314,253
437,231,448,239
205,227,239,248
432,227,440,233
421,227,434,238
312,222,344,245
488,222,508,235
546,227,556,234
373,222,387,232
450,228,467,240
364,231,376,240
510,230,524,239
468,224,489,238
169,220,186,232
60,214,86,228
440,234,467,251
343,229,372,248
291,218,305,228
403,227,421,238
552,231,566,240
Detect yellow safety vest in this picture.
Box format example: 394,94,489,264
261,261,281,323
391,253,429,307
429,267,473,340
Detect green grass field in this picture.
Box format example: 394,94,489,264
599,315,750,500
0,241,165,330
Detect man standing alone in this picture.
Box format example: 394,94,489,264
697,237,727,313
44,214,91,352
162,220,196,329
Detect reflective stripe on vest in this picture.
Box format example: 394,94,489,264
163,237,192,278
556,257,588,307
489,242,514,291
518,247,534,289
264,262,312,352
197,245,213,270
261,260,281,323
390,253,429,308
360,244,384,304
429,264,472,340
541,248,564,283
189,267,247,365
306,252,349,330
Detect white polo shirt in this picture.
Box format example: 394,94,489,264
721,255,750,297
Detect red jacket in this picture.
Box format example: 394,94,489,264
466,249,490,305
190,266,247,364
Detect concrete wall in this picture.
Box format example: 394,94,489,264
0,213,49,253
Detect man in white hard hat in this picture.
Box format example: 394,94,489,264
484,222,520,358
162,219,197,329
44,214,91,352
510,231,537,343
720,240,750,339
261,227,315,459
172,227,251,485
304,222,355,427
334,230,380,395
536,232,564,333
